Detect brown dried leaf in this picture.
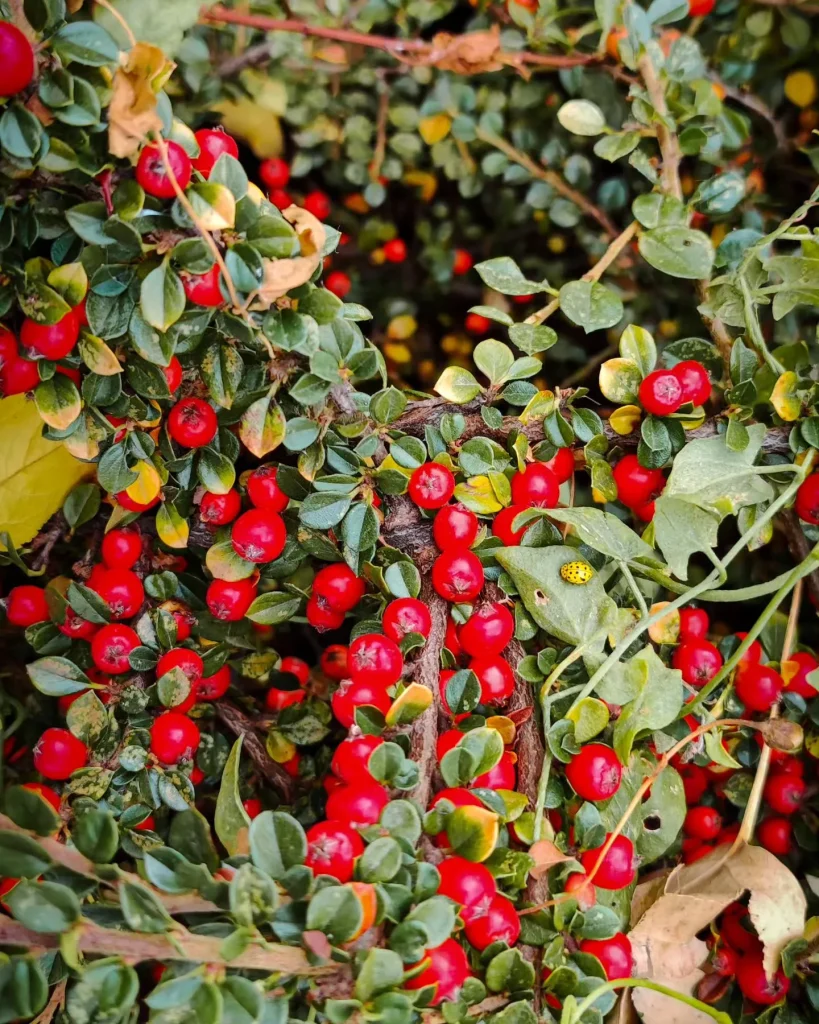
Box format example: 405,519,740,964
108,43,175,159
252,205,326,309
427,28,506,75
528,839,572,879
631,970,714,1024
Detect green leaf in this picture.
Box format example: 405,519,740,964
384,561,421,599
355,950,404,1002
559,280,623,333
473,257,549,296
545,507,655,563
120,880,174,933
6,880,81,932
26,656,90,697
72,808,119,862
215,738,251,857
249,812,307,879
639,227,714,280
508,323,557,355
619,324,656,376
474,339,515,385
434,366,482,404
557,99,607,136
53,21,119,65
652,496,720,580
0,105,44,159
245,592,301,625
306,885,363,943
201,341,243,409
141,262,186,331
0,833,53,878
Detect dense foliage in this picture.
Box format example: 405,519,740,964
1,2,819,1024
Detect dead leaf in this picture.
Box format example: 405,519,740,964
427,28,506,75
631,969,714,1024
108,43,175,158
251,205,326,309
528,839,573,879
302,930,333,959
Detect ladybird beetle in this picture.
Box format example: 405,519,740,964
560,560,593,584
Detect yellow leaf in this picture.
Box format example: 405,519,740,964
447,805,499,863
647,601,680,644
771,371,801,422
784,70,817,108
266,730,297,764
214,76,286,159
486,716,516,745
402,170,438,201
419,113,452,145
79,330,122,376
0,395,91,547
155,502,189,549
108,42,174,159
609,404,642,435
454,475,503,514
251,206,326,309
387,315,417,341
518,390,556,426
126,460,161,505
386,683,433,726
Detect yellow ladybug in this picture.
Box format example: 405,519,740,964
560,560,594,585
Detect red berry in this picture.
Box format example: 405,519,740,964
306,594,345,632
259,158,290,190
679,607,709,641
22,782,61,812
672,360,711,406
268,188,292,210
200,489,242,526
688,0,715,15
404,939,470,1006
710,944,738,977
492,505,528,546
326,782,390,827
735,663,783,713
433,504,478,550
465,312,491,336
579,834,636,890
91,568,144,621
680,764,709,804
510,463,559,508
150,712,200,764
459,603,514,658
464,894,520,951
91,624,139,675
243,799,263,820
181,264,224,307
472,750,516,789
325,271,351,298
6,586,49,627
735,632,764,671
279,656,309,686
638,369,683,416
672,640,723,688
432,549,484,602
0,325,17,370
452,249,473,276
763,773,805,815
101,529,142,570
720,903,760,954
331,735,384,784
564,872,596,910
305,820,364,882
58,608,99,640
231,509,286,563
34,728,88,780
543,446,575,484
469,655,515,706
192,129,238,177
330,679,392,728
246,465,289,511
408,463,456,510
735,954,789,1005
613,455,665,509
437,857,496,921
565,744,622,801
321,644,349,681
383,239,407,263
167,397,218,448
313,563,366,612
136,141,192,199
757,816,792,856
304,190,331,220
795,473,819,525
383,597,432,643
1,356,40,396
198,665,231,700
114,489,160,513
265,687,305,712
430,785,479,846
579,934,633,981
0,22,35,97
781,650,818,698
157,648,203,686
206,578,257,621
349,633,403,687
21,312,79,360
683,805,722,840
164,356,183,393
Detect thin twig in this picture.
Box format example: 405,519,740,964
94,0,137,47
637,54,682,201
369,78,390,182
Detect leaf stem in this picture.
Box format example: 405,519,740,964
568,977,733,1024
619,560,648,617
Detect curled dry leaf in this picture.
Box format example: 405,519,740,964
109,43,176,159
631,969,715,1024
528,839,573,879
425,28,512,76
251,205,326,309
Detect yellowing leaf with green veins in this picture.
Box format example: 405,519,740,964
266,730,296,764
185,183,236,231
434,365,482,404
79,331,122,375
418,113,451,145
518,390,555,425
609,404,641,435
771,371,801,422
155,502,189,549
64,413,106,462
385,683,432,727
126,460,161,505
47,262,87,306
0,395,92,548
454,475,503,514
239,392,286,458
565,697,609,743
599,357,642,404
35,376,82,431
205,538,256,581
446,806,499,863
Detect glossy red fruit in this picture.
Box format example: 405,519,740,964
231,509,286,563
34,728,88,780
408,463,456,510
464,894,520,951
21,312,80,360
325,271,351,298
763,773,805,815
437,856,496,919
795,473,819,525
304,190,331,220
349,633,403,687
259,157,290,189
472,750,517,790
246,465,289,511
167,397,218,448
150,712,200,764
710,944,738,977
265,686,305,712
206,578,257,621
58,608,99,640
200,489,241,526
613,455,665,509
680,764,709,804
313,563,366,612
543,446,575,484
198,665,231,700
735,954,789,1005
192,129,238,176
433,504,478,550
684,805,722,840
268,188,292,210
432,549,484,602
114,489,160,513
305,820,364,882
510,463,559,508
492,505,529,545
459,603,514,658
383,597,432,643
162,356,182,393
6,585,49,627
564,872,597,910
331,735,384,784
0,22,35,96
1,356,40,396
326,782,390,827
157,648,204,686
91,568,144,620
579,933,633,981
565,744,622,801
781,650,818,698
91,624,139,675
0,325,17,369
672,640,723,688
638,369,683,416
306,595,346,632
720,903,760,954
672,360,711,406
429,786,480,846
278,656,309,686
101,529,142,570
331,679,392,729
579,834,636,890
242,799,262,820
321,644,349,681
383,238,407,263
452,249,473,276
405,939,470,1006
465,312,491,335
757,816,792,856
469,655,515,705
136,141,192,199
688,0,715,15
22,781,61,812
735,663,783,713
679,607,709,641
181,264,224,307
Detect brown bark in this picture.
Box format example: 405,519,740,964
215,701,296,802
